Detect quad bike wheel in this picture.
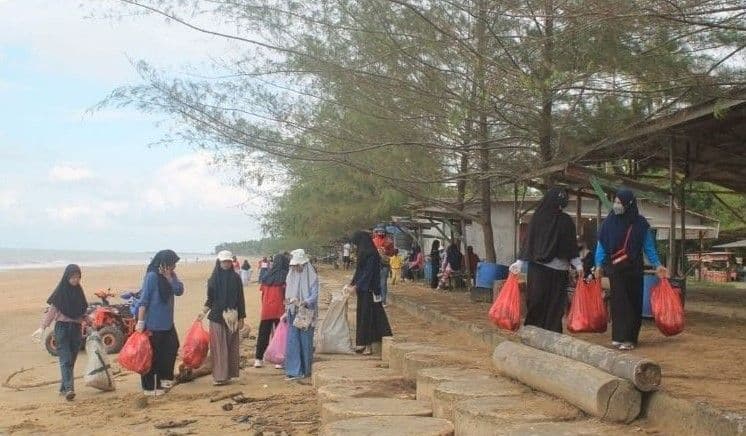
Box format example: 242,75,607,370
97,325,125,354
44,329,58,357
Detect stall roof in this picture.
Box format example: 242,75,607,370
713,239,746,249
578,89,746,193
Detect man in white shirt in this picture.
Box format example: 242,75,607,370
342,242,352,270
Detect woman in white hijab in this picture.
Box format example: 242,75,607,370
284,249,319,380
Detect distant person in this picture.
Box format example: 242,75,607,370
439,241,464,289
198,251,246,385
429,240,441,289
465,246,480,286
284,249,319,380
390,249,403,286
509,188,582,334
596,189,668,351
136,250,184,395
372,226,395,305
342,241,352,270
33,264,88,401
232,255,240,273
257,257,270,283
255,254,289,369
349,231,392,355
240,260,252,285
403,245,423,281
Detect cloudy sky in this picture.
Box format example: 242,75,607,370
0,0,269,252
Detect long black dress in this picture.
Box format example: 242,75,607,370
351,253,393,347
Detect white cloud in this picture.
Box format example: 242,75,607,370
49,164,94,182
46,200,128,228
0,188,19,211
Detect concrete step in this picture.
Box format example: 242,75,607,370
416,367,493,403
388,342,448,373
317,380,416,403
453,395,583,435
432,377,531,421
475,420,632,435
401,350,475,382
313,365,405,388
321,397,432,424
320,416,454,436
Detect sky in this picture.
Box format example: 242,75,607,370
0,0,270,253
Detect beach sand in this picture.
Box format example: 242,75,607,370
0,261,318,435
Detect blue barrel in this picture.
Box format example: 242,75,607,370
476,262,499,289
642,273,658,318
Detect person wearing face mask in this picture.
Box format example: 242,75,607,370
509,187,583,333
595,189,668,351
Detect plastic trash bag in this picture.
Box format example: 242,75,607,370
263,315,289,365
315,290,354,354
489,273,522,332
118,331,153,374
651,278,685,336
181,320,210,369
567,279,608,333
84,332,115,391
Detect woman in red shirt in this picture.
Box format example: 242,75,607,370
254,254,289,368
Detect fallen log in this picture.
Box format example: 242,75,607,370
517,326,661,391
209,391,244,403
153,419,197,429
492,341,641,423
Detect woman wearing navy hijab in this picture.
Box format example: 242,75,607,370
595,189,668,351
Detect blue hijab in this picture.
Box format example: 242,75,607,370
598,189,650,263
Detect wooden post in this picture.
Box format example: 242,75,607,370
576,191,582,238
513,183,519,259
680,182,687,278
698,230,704,281
596,198,602,234
668,144,676,274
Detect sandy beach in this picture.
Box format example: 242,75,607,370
0,260,319,435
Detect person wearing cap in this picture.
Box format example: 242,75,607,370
284,249,319,380
372,225,395,306
198,250,247,385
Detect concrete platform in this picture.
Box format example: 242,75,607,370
416,367,493,403
453,395,583,435
321,397,432,424
320,416,454,436
317,380,416,403
481,420,630,435
314,353,381,362
401,351,474,381
432,377,531,421
313,365,405,388
388,342,447,373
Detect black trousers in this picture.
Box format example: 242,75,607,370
255,318,280,360
524,262,569,333
430,264,440,289
141,327,179,390
609,269,644,344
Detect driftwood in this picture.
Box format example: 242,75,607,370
492,341,641,423
3,367,123,390
518,326,661,391
209,391,244,403
153,419,197,429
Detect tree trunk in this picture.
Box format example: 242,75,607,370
538,0,555,165
518,326,661,391
492,341,641,423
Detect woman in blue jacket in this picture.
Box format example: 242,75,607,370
136,250,184,395
595,190,668,351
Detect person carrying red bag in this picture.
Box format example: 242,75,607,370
595,189,668,351
509,187,584,334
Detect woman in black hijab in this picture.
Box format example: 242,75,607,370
199,251,246,385
35,264,88,400
429,239,441,289
510,187,583,333
596,189,667,350
348,231,392,355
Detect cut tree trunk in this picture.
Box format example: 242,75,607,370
518,326,661,391
492,341,641,423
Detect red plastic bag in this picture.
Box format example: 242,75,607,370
567,279,608,333
118,331,153,374
489,273,522,332
263,315,289,364
181,320,210,369
651,278,685,336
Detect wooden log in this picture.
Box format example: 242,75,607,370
492,341,641,423
517,326,661,391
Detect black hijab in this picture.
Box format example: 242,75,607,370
352,230,379,265
47,264,88,319
446,242,463,270
598,189,650,264
262,254,289,285
520,187,578,263
146,249,180,303
241,260,250,270
208,260,241,310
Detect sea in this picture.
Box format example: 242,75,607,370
0,248,213,271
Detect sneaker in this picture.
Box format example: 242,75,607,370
213,380,229,386
143,389,165,397
253,359,263,368
64,390,75,401
285,375,302,381
274,364,283,370
618,343,635,351
611,341,622,347
161,380,174,389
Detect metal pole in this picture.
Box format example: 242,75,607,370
513,182,518,259
680,182,687,278
576,191,582,238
